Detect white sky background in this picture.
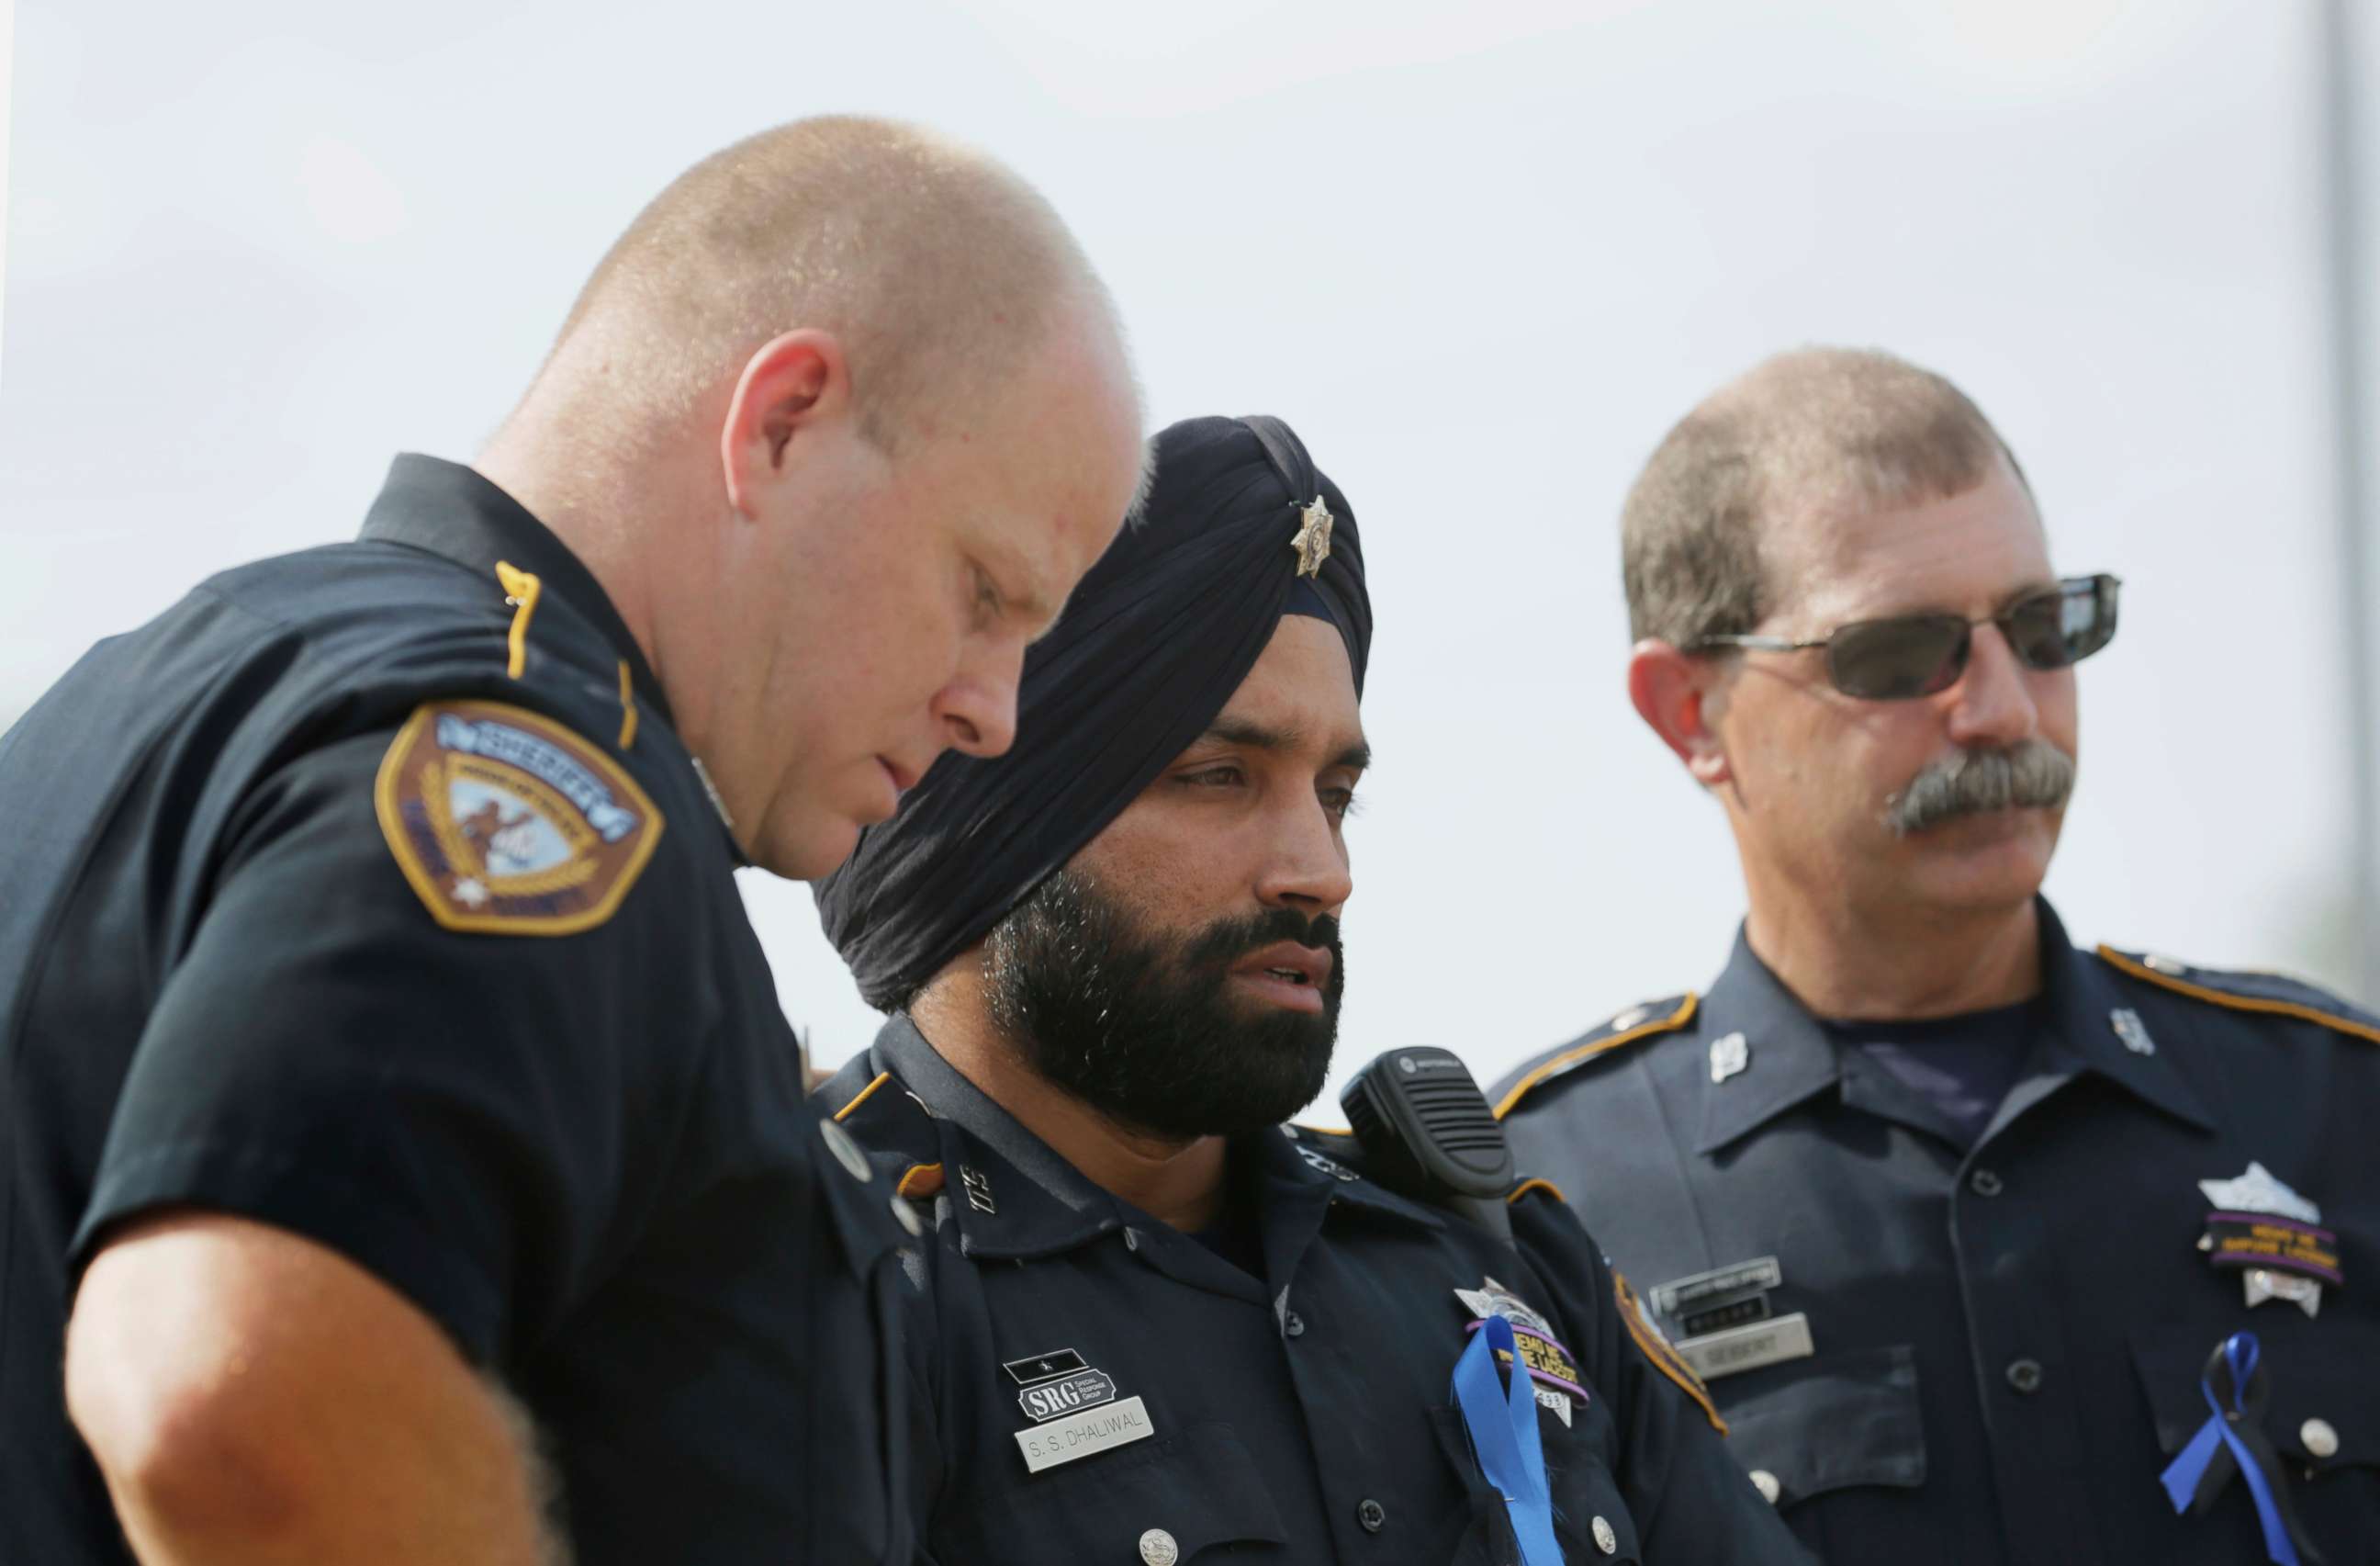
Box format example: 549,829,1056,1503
6,0,2378,1108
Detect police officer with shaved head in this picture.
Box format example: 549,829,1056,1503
0,116,1144,1564
1494,347,2380,1564
815,414,1808,1566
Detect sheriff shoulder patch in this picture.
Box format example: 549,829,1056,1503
375,700,664,935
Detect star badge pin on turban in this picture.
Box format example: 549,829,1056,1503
1291,496,1334,578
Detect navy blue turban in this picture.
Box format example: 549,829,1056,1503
814,413,1372,1009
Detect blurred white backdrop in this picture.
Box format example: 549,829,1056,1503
6,0,2376,1109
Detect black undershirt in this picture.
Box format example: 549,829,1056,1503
1826,998,2043,1147
1188,1145,1267,1279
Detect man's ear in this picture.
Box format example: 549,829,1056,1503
720,328,852,518
1626,638,1733,788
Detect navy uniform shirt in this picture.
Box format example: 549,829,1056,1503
821,1016,1811,1566
1493,900,2380,1564
0,456,915,1564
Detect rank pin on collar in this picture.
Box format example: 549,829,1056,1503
960,1164,997,1214
1290,496,1334,579
1710,1031,1750,1084
2110,1008,2156,1055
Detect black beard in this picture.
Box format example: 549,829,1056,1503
981,867,1344,1141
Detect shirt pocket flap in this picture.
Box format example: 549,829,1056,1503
1720,1344,1926,1506
949,1419,1290,1562
2131,1322,2380,1472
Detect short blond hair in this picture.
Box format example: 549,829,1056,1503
1621,346,2028,645
542,116,1115,449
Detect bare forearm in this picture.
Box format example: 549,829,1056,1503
69,1214,564,1566
97,1405,558,1566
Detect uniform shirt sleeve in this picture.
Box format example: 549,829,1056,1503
1511,1193,1816,1564
71,726,702,1366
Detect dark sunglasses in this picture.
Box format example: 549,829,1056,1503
1692,573,2121,701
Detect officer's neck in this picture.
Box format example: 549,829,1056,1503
1743,892,2043,1021
471,392,709,685
475,407,679,700
908,980,1230,1233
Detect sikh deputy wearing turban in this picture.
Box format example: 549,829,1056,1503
814,415,1808,1566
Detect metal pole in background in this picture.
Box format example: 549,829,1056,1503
2318,0,2379,1004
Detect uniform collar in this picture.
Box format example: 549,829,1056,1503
872,1014,1131,1260
1685,890,2217,1146
2033,902,2217,1132
1691,929,1844,1155
1693,897,2216,1155
359,454,673,731
870,1014,1443,1261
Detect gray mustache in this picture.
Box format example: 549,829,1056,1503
1884,742,2076,836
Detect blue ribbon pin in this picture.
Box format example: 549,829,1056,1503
1451,1313,1564,1566
2159,1332,2325,1566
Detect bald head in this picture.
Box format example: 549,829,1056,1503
476,116,1148,885
1622,346,2029,647
534,115,1121,450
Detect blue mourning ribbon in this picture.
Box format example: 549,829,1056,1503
2159,1332,2325,1566
1451,1313,1563,1566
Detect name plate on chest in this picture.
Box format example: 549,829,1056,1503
1674,1312,1814,1381
1015,1395,1155,1473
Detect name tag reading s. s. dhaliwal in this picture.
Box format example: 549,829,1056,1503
1015,1396,1154,1473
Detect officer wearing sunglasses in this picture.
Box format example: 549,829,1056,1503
1492,347,2380,1565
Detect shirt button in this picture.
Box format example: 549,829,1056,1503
1139,1527,1179,1565
1591,1515,1619,1555
1749,1469,1781,1504
1284,1311,1307,1338
2005,1358,2044,1394
1356,1498,1386,1532
2301,1418,2341,1459
1970,1167,2004,1197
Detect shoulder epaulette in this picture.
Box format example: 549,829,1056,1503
2095,947,2380,1047
1491,993,1699,1120
1612,1267,1727,1434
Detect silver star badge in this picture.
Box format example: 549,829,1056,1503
2198,1161,2321,1223
1289,496,1334,578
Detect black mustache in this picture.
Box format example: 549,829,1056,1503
1180,907,1342,970
1886,742,2076,836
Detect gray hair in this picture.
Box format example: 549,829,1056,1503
1621,346,2030,647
